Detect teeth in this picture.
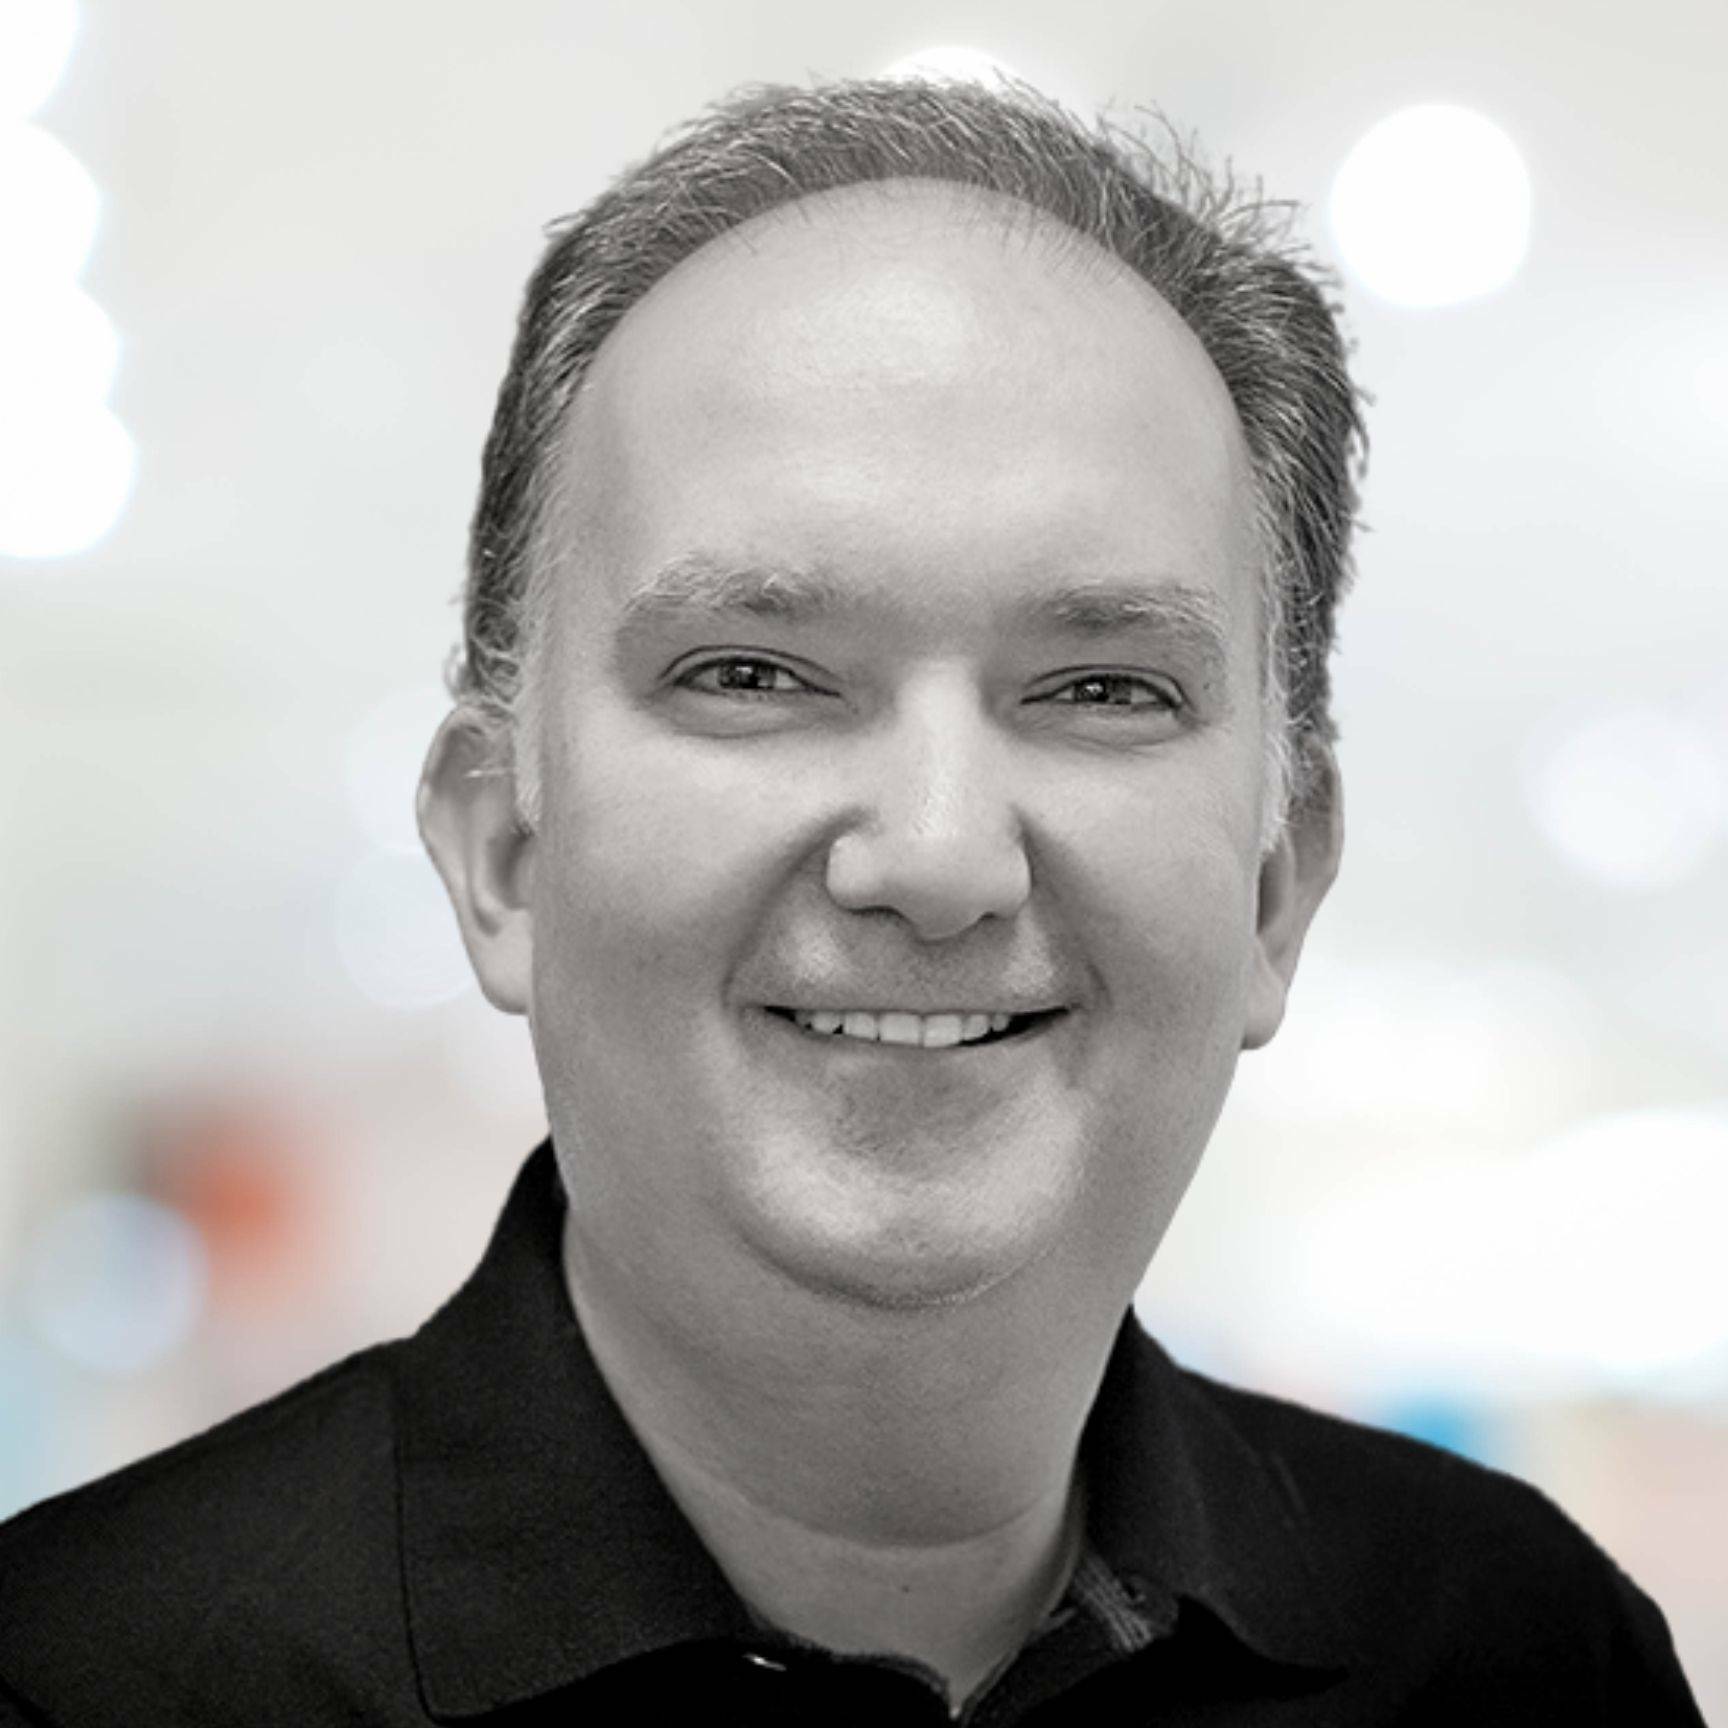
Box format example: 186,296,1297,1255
788,1008,1027,1047
921,1015,963,1048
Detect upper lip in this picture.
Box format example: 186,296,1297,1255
760,997,1072,1016
743,951,1083,1018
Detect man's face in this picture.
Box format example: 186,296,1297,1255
445,187,1334,1314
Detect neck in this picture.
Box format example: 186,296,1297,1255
561,1215,1125,1706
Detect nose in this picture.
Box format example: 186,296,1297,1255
824,678,1032,942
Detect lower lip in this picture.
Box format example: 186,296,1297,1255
751,1008,1067,1057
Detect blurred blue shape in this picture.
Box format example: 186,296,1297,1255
1372,1391,1501,1468
0,1331,57,1520
22,1191,207,1376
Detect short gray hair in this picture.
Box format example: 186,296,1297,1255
453,77,1366,840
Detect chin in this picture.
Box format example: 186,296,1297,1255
728,1127,1085,1313
771,1233,1042,1312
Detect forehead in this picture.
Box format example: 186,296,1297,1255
553,182,1258,639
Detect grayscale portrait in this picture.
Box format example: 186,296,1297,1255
1,10,1720,1723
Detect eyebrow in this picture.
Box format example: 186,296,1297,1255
615,553,851,635
1020,580,1234,686
614,553,1236,685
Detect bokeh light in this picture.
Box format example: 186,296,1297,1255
23,1193,207,1376
0,399,136,558
0,120,98,284
0,0,78,122
882,45,1024,86
345,687,451,854
0,1335,56,1518
1695,347,1728,434
0,279,116,402
1294,1107,1728,1398
1329,103,1532,307
1524,708,1725,890
1243,947,1593,1136
0,26,134,560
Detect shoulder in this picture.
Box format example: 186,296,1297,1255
1175,1364,1702,1718
1186,1366,1577,1564
0,1344,416,1725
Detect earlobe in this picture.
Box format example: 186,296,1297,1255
1242,747,1344,1051
417,711,536,1015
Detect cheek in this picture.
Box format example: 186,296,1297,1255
531,722,817,994
1061,770,1260,990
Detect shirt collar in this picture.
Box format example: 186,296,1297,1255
1080,1318,1355,1670
394,1144,754,1718
394,1143,1350,1718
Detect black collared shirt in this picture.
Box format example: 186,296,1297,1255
0,1143,1705,1724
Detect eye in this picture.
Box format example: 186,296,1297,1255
1036,671,1183,713
676,655,823,698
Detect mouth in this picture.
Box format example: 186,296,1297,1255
761,1006,1068,1050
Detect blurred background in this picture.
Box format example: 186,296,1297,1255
1,0,1723,1707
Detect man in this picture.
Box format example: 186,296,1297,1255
0,77,1704,1725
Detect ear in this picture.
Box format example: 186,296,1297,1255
1241,746,1344,1051
418,710,535,1015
